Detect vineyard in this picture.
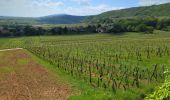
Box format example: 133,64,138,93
0,32,170,99
1,1,170,99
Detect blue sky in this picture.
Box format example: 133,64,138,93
0,0,170,17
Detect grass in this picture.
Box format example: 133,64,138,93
17,59,29,65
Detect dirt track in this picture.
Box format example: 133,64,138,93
0,49,74,100
0,48,23,52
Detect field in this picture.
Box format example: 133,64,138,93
0,31,170,100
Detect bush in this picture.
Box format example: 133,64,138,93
145,70,170,100
135,24,154,34
162,26,170,31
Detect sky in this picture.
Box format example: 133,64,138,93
0,0,170,17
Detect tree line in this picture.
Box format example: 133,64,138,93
96,17,170,34
0,25,97,37
0,17,170,37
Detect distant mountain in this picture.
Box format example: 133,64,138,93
38,14,88,24
0,16,39,25
85,3,170,23
0,14,88,25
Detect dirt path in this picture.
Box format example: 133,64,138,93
0,48,23,52
0,49,74,100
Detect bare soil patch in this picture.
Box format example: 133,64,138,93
0,49,74,100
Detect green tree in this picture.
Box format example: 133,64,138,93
135,24,153,33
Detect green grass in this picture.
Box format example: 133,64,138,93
17,59,29,65
0,38,10,49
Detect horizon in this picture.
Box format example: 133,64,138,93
0,0,170,17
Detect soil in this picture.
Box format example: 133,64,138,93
0,49,74,100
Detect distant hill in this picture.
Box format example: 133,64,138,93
0,16,39,25
38,14,87,24
0,14,88,25
84,3,170,23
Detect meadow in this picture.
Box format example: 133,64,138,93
0,31,170,99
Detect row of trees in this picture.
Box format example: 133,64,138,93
0,17,170,37
0,25,96,37
0,25,44,37
97,17,170,34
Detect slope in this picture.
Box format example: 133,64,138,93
39,14,87,24
85,3,170,23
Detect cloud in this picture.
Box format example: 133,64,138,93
71,0,91,6
65,5,123,16
0,0,122,17
139,0,169,6
0,0,65,17
0,0,64,8
32,0,64,8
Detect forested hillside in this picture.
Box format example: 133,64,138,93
85,3,170,23
39,14,87,24
0,14,87,25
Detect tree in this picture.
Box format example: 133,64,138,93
24,25,37,36
37,27,46,35
144,17,158,28
87,25,96,33
157,18,170,30
63,26,68,34
135,24,153,33
50,27,63,35
110,23,123,33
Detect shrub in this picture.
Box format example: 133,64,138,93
145,69,170,100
